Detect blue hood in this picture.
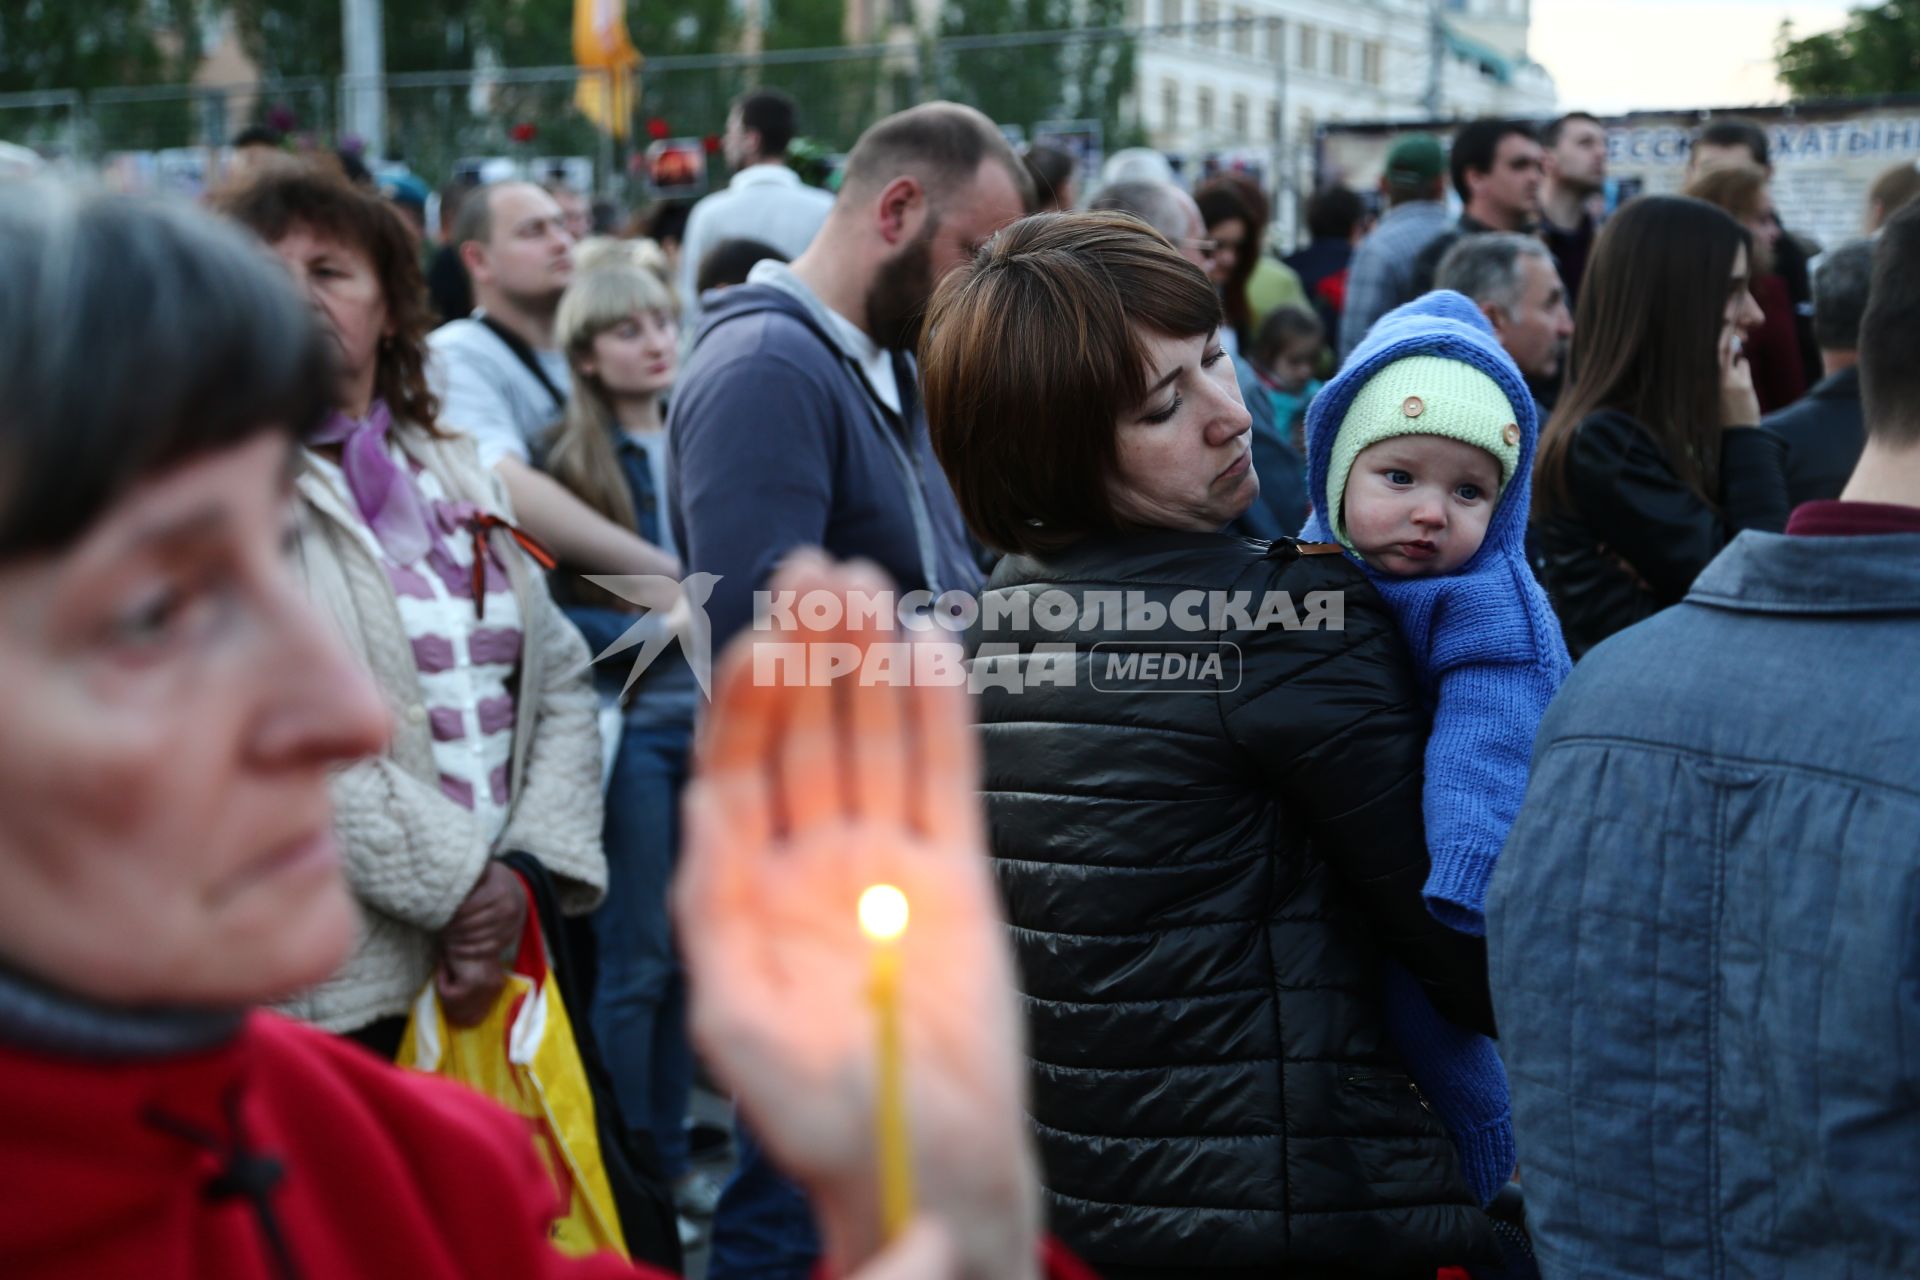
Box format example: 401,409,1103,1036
1300,290,1537,574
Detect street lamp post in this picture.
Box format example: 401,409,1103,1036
343,0,387,161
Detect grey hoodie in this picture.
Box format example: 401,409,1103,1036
667,261,982,643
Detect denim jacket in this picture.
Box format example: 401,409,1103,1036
1487,528,1920,1278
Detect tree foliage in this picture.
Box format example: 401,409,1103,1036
1777,2,1920,100
225,0,738,80
0,0,203,94
937,0,1134,145
763,0,847,52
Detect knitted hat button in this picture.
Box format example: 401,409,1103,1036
1401,395,1425,418
1502,423,1520,445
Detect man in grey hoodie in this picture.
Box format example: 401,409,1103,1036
664,100,1029,1280
669,101,1029,650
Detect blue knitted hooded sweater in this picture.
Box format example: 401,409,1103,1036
1301,290,1571,928
1300,291,1572,1204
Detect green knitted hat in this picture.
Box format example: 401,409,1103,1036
1325,354,1521,550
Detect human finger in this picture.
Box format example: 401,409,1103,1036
840,559,909,829
769,553,850,834
905,640,984,847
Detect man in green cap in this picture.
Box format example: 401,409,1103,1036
1337,131,1451,361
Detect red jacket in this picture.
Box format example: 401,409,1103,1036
0,1011,1097,1280
1746,272,1807,416
0,1011,643,1279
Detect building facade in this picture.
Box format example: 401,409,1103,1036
1134,0,1554,204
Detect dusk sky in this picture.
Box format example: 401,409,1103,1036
1529,0,1856,115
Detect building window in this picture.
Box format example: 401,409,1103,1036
1267,99,1280,140
1233,7,1253,54
1198,87,1215,133
1161,0,1181,32
1300,108,1316,146
1330,33,1349,78
891,70,914,109
1163,78,1180,130
1298,24,1316,70
1231,93,1248,138
1265,16,1285,61
1362,40,1382,85
1197,0,1217,47
889,0,912,26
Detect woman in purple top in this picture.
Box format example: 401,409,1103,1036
218,166,608,1055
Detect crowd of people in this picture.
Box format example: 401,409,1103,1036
2,83,1919,1280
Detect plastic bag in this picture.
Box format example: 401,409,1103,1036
397,873,630,1260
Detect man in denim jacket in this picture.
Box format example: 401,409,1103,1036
1487,200,1920,1278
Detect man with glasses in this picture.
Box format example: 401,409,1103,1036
1338,132,1452,360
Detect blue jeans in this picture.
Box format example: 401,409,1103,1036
707,1125,821,1280
590,714,695,1179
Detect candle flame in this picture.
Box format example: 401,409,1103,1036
859,883,910,942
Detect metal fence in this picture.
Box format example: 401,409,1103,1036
1,23,1303,212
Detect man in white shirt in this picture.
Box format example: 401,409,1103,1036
676,88,835,319
430,180,677,591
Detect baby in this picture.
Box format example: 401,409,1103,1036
1300,290,1572,1205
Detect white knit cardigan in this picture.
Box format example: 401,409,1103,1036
281,424,607,1033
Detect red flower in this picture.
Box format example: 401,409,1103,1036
702,134,722,154
646,117,671,141
509,122,537,144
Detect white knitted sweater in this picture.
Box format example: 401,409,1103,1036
281,425,606,1033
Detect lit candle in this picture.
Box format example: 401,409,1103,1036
858,883,913,1240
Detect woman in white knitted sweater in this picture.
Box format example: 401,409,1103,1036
219,166,607,1052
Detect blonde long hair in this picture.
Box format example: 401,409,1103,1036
546,238,680,542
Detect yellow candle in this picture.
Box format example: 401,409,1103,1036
859,883,913,1240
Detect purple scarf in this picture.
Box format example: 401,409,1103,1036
309,399,557,620
308,400,434,566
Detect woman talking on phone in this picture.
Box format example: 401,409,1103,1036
1532,195,1790,657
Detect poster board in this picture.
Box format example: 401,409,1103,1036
1317,100,1920,252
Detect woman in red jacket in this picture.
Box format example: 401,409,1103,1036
0,183,1067,1280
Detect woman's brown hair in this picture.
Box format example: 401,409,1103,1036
1535,195,1752,520
216,163,443,433
1683,163,1775,272
1868,159,1920,232
1194,176,1264,344
921,211,1222,557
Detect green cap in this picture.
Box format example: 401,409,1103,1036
1327,355,1520,552
1384,132,1445,187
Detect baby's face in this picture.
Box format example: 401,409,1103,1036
1343,435,1501,577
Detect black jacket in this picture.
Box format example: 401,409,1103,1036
1534,411,1791,658
1761,366,1865,507
967,531,1496,1275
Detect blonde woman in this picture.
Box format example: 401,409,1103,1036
542,243,715,1226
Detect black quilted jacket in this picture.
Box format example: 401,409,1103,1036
967,530,1498,1275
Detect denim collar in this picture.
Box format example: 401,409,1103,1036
1687,528,1920,616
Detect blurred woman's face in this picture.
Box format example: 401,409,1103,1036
1724,244,1765,337
1206,216,1247,285
1106,327,1257,533
583,308,679,403
0,434,389,1006
1739,187,1781,275
271,224,390,412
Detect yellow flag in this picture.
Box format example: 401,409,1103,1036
575,0,641,140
